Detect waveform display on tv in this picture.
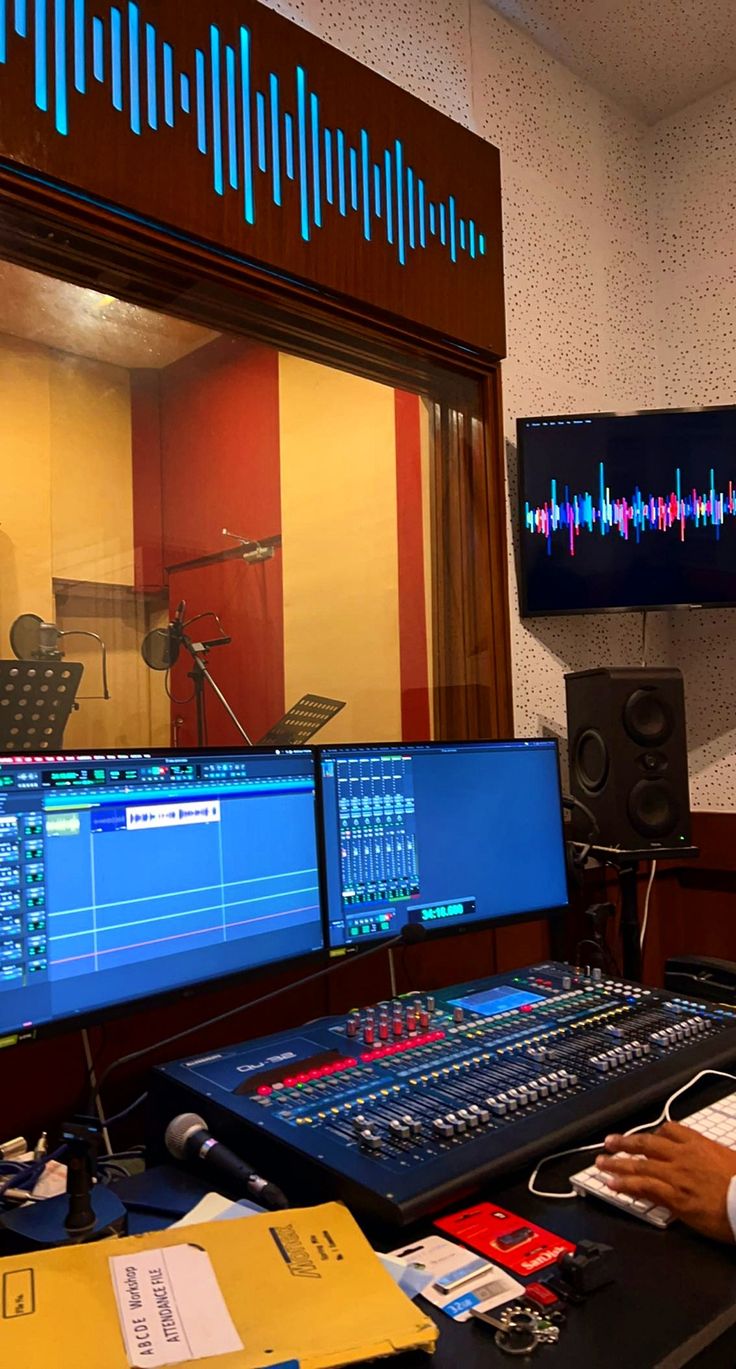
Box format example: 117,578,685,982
518,408,736,615
525,463,736,557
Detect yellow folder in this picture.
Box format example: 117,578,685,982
0,1200,437,1368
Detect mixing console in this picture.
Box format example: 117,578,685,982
150,962,736,1225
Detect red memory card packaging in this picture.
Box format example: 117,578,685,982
435,1202,575,1276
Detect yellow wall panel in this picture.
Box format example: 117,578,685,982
279,355,401,743
0,337,54,646
50,353,134,586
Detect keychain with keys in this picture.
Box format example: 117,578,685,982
470,1303,561,1354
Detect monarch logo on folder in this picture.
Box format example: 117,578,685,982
2,1269,35,1318
269,1226,321,1278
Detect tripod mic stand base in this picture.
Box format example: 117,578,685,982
0,1185,127,1249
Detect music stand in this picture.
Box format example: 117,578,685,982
259,695,346,745
0,660,84,752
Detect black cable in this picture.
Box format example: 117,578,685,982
562,794,600,840
90,934,404,1109
93,1091,149,1129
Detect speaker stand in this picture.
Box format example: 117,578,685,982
590,844,698,984
617,862,642,981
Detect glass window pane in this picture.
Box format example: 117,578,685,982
0,256,487,752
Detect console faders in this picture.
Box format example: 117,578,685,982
151,962,736,1225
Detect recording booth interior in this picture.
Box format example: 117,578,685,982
2,0,736,1365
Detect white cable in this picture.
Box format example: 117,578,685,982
528,1066,736,1200
528,1140,606,1199
640,859,657,952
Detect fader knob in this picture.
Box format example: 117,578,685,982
389,1119,410,1140
457,1108,479,1129
446,1112,466,1133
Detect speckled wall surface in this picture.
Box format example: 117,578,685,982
255,0,733,811
643,85,736,811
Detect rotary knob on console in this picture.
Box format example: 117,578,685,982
453,1006,465,1025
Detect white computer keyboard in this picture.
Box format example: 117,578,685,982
571,1089,736,1228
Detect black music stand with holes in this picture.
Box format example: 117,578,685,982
0,660,84,752
258,695,346,745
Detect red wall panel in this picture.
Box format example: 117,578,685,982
158,339,285,745
395,390,432,740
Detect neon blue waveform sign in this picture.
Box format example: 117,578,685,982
0,0,490,272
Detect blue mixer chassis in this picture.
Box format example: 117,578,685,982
149,962,736,1225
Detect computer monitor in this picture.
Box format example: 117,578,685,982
0,748,323,1040
318,739,569,949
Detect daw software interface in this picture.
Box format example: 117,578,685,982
320,740,569,949
0,749,323,1038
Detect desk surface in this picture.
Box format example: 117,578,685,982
387,1172,736,1369
115,1156,736,1369
9,1075,736,1369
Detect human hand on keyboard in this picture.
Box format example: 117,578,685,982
596,1122,736,1243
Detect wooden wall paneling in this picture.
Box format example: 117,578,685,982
0,0,505,356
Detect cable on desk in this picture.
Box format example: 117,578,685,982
89,934,405,1111
529,1067,736,1200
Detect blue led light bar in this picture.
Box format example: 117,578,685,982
3,4,489,274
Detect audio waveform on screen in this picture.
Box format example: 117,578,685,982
525,463,736,556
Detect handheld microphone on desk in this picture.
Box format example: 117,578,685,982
165,1113,288,1210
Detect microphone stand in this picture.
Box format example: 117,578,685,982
180,630,253,747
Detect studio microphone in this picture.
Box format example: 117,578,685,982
164,1113,288,1210
171,600,186,637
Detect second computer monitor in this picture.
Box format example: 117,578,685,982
318,740,569,949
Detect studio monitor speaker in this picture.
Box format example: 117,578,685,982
565,667,691,852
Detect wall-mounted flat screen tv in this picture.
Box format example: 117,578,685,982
518,406,736,616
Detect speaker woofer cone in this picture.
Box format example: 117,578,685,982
623,688,674,747
574,729,609,794
628,778,679,838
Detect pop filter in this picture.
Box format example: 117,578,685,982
140,626,180,671
10,613,44,660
